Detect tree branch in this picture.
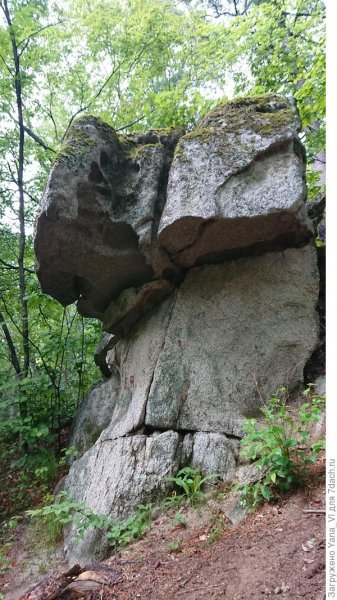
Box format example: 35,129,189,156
0,293,59,391
62,32,162,140
116,115,147,131
17,20,66,49
0,51,13,75
23,125,56,153
0,310,21,375
0,258,34,273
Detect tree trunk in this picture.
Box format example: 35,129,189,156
1,0,30,418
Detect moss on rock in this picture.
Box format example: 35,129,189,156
172,94,299,167
128,142,163,160
54,116,119,171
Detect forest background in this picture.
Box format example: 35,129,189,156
0,0,326,519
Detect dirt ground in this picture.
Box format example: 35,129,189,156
1,457,325,600
105,474,325,600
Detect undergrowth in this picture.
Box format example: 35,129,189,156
165,466,220,508
238,385,325,508
5,466,219,554
14,492,153,553
4,385,325,558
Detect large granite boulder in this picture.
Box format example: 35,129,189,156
34,94,320,564
63,243,318,562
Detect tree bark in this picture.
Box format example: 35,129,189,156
0,310,21,375
1,0,30,383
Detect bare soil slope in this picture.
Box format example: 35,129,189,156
1,458,325,600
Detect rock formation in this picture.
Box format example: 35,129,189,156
34,94,320,563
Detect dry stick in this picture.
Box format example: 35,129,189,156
253,372,265,405
286,359,306,397
0,257,34,273
302,509,326,514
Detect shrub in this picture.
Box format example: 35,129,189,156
238,386,325,508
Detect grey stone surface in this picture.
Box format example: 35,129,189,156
87,246,319,448
94,333,119,376
99,298,173,440
35,120,182,319
314,375,326,396
191,433,239,482
235,463,266,486
64,428,240,563
64,431,183,563
103,279,174,335
70,378,119,458
159,95,312,267
224,492,250,526
145,245,319,436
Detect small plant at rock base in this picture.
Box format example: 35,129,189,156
208,511,227,544
25,493,152,552
25,491,106,545
0,543,11,574
238,386,325,508
105,503,152,550
168,538,182,552
166,467,220,507
171,511,187,528
59,445,79,466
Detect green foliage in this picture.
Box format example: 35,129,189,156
315,236,325,248
171,511,187,528
105,503,152,550
0,542,11,574
26,492,109,543
166,466,220,507
168,538,182,552
12,447,58,485
238,386,325,508
25,492,152,551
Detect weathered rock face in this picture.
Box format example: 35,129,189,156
34,94,320,564
158,96,311,267
144,246,319,436
72,245,319,457
70,378,119,458
35,122,183,318
65,430,239,563
65,431,184,563
35,95,312,320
